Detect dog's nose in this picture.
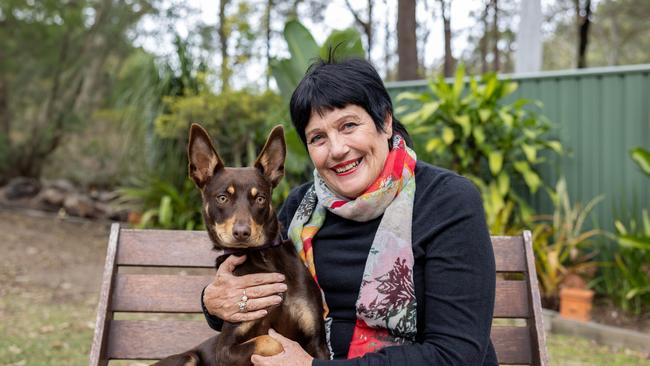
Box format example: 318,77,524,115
233,223,251,241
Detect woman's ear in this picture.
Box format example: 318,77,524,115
384,113,393,138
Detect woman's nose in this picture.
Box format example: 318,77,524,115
329,135,350,160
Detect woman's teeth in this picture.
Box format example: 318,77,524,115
335,159,360,174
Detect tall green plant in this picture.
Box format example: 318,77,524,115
530,178,604,308
594,146,650,314
397,65,562,233
270,20,366,183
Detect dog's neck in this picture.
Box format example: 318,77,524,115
217,234,284,261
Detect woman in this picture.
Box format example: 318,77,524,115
202,58,498,366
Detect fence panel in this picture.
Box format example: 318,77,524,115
386,65,650,230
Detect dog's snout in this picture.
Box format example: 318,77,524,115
233,222,251,241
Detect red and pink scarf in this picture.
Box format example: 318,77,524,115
288,134,417,359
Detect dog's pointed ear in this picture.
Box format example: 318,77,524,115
188,123,224,188
254,125,286,188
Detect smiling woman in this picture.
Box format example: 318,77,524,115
202,57,498,366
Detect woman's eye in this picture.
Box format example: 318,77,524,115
256,196,266,205
309,134,323,144
216,195,228,204
342,122,358,130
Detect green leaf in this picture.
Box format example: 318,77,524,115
488,151,503,175
522,144,537,162
614,220,628,235
479,109,491,123
425,138,443,153
396,91,429,102
453,115,471,137
472,126,485,145
453,64,466,98
630,147,650,177
514,161,541,193
284,20,319,74
499,110,514,128
546,141,563,154
442,127,455,145
497,172,510,196
503,81,518,97
419,101,440,121
320,28,365,60
618,235,650,251
159,195,173,228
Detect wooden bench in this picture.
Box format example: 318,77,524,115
90,224,548,365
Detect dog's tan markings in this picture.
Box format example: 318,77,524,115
214,217,236,243
251,187,258,197
234,320,256,336
243,335,284,356
227,185,235,195
204,202,210,215
182,354,199,366
250,222,266,246
286,297,318,335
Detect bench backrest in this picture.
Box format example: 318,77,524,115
89,224,548,365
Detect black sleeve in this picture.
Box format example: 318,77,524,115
201,183,311,331
202,286,224,331
313,175,496,366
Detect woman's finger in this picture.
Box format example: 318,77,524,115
230,309,269,322
244,283,288,299
238,295,283,312
235,272,285,288
218,254,247,274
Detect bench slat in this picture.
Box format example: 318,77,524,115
113,274,214,313
106,320,532,364
494,280,530,318
492,236,526,272
117,229,218,268
107,320,215,359
491,326,533,364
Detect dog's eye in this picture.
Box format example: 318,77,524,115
255,196,266,205
216,195,228,204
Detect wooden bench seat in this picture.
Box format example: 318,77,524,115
90,224,548,365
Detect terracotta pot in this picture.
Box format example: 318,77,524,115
559,287,594,322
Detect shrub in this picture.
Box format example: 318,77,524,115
396,65,562,234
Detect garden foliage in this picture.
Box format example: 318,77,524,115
396,65,562,234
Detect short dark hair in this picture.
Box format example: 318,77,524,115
289,57,413,148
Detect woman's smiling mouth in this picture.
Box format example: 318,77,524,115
331,158,363,176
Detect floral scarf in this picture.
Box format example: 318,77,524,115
288,134,417,359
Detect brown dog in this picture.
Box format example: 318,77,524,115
153,124,329,366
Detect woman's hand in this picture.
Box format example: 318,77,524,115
203,254,287,322
251,329,314,366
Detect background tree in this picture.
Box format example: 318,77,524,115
575,0,592,68
397,0,419,80
344,0,374,57
438,0,455,77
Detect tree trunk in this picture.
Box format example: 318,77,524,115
491,0,500,72
576,0,592,68
0,49,10,141
383,0,391,79
219,0,231,91
397,0,418,80
439,0,454,77
480,3,489,74
265,0,273,89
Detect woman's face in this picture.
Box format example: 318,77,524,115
305,105,392,198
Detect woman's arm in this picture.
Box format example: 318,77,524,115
313,175,496,366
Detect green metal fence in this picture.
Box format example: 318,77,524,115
386,64,650,230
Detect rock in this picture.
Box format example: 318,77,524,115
49,179,75,193
90,190,119,203
63,193,96,218
3,177,41,200
37,187,66,207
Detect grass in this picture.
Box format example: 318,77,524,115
1,293,649,366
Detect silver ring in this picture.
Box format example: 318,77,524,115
238,289,248,312
238,300,247,312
